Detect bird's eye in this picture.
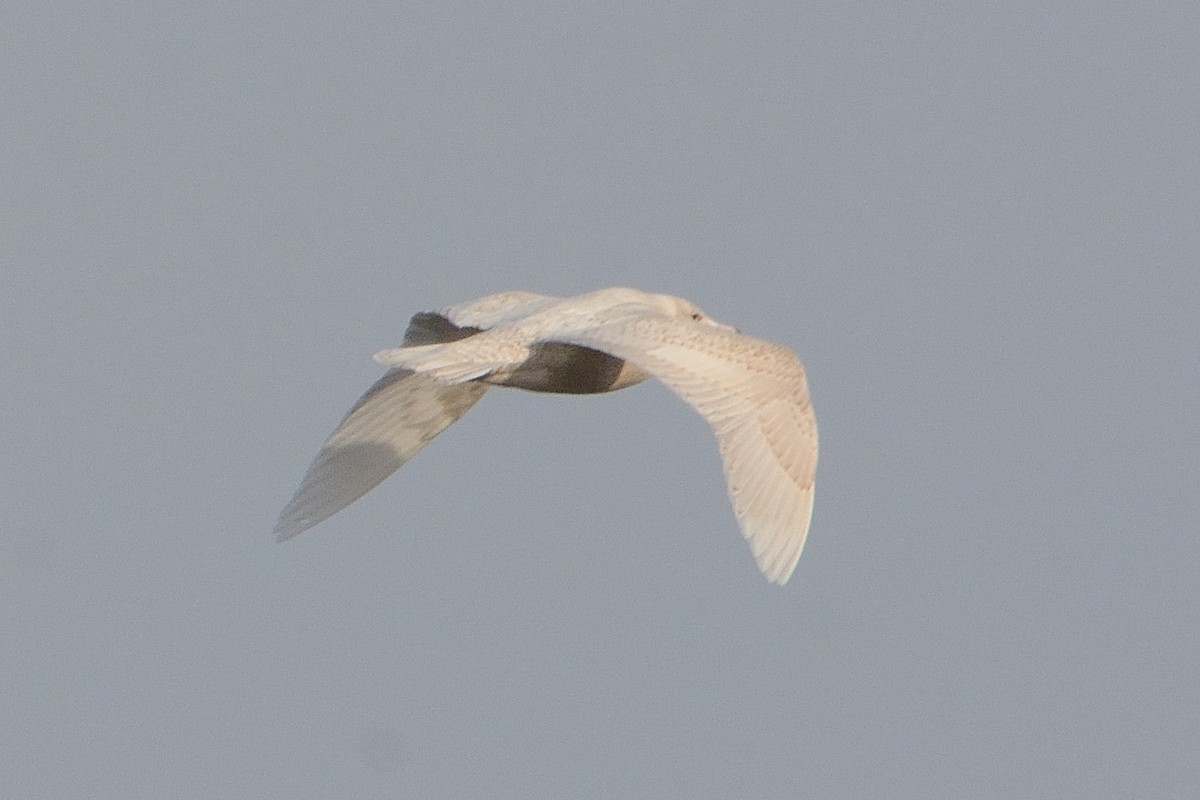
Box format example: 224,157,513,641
691,312,704,322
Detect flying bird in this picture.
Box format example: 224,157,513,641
274,287,818,584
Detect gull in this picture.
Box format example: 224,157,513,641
274,287,818,584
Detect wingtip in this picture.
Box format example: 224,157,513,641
762,569,787,586
272,515,311,543
750,527,804,585
373,348,401,366
763,545,803,586
766,565,796,586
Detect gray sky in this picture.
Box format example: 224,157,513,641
4,4,1198,798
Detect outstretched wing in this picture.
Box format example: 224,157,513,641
550,316,818,584
273,313,489,541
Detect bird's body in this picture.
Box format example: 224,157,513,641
275,287,818,584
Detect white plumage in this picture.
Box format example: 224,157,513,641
275,287,818,584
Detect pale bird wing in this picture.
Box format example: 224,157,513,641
550,317,818,584
273,370,487,540
274,312,490,541
439,291,559,329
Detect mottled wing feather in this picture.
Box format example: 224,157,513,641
550,318,818,584
439,291,559,329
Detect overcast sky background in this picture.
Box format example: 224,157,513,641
4,4,1198,798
